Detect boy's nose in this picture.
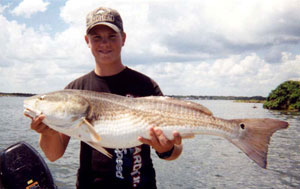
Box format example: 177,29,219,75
102,38,108,43
100,38,111,46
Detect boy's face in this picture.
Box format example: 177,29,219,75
85,25,126,65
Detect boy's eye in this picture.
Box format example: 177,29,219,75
90,34,118,42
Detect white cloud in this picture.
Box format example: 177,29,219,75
0,0,299,96
132,53,300,96
0,14,52,63
56,0,300,58
0,13,91,93
11,0,49,18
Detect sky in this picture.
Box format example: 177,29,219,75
0,0,299,96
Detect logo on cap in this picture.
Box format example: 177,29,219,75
94,10,115,22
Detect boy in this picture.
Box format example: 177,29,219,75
26,7,182,188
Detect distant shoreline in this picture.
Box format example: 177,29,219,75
168,95,266,102
0,92,266,101
0,92,35,97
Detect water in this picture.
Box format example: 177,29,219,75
0,97,299,188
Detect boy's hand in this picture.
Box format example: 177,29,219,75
24,114,57,136
138,127,182,153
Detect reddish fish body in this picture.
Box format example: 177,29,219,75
24,89,289,168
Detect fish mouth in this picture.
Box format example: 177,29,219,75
23,104,42,118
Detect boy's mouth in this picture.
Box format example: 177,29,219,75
99,50,112,54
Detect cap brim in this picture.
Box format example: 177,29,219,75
86,22,120,34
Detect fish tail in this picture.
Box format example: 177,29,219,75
229,118,288,168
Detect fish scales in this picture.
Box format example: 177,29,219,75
92,97,235,142
24,89,289,168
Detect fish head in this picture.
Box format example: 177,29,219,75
24,91,90,127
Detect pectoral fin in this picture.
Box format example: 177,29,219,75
82,118,101,141
75,118,101,142
86,141,113,158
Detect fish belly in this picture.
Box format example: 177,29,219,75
93,117,231,149
93,118,151,148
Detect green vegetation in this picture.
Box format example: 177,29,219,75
263,80,300,111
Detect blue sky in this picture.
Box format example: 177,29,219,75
0,0,299,96
1,0,66,34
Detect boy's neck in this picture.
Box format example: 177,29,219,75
94,62,126,77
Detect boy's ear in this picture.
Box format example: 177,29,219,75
121,32,126,46
85,35,91,48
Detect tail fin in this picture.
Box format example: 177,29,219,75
229,118,288,168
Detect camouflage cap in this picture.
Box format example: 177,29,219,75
86,7,123,34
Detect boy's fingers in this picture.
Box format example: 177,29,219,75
24,113,33,120
31,116,44,129
138,136,151,145
172,131,182,145
149,127,161,146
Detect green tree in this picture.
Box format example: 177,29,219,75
263,80,300,111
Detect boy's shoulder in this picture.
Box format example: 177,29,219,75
65,71,94,89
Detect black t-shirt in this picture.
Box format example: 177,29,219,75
65,67,163,189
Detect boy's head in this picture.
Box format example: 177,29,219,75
86,7,123,34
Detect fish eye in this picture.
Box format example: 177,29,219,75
240,123,245,129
